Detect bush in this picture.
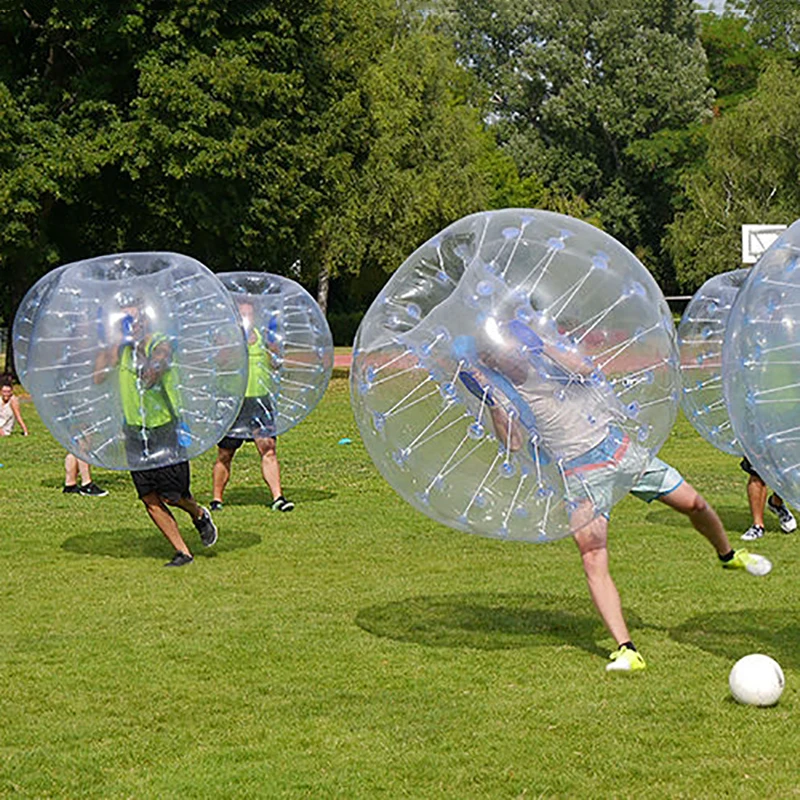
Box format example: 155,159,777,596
327,311,364,346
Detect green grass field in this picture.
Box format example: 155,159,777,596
1,373,798,798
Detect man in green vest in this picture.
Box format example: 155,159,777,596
94,293,218,567
210,300,294,512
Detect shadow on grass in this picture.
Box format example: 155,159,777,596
61,527,261,560
670,609,800,669
355,592,649,657
220,485,335,506
644,504,756,534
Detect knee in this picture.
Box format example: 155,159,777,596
687,492,709,516
260,440,277,459
216,449,234,468
574,524,608,561
140,493,161,513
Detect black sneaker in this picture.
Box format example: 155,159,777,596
193,507,218,547
271,496,295,512
209,500,223,512
63,484,80,494
79,482,108,497
164,551,194,567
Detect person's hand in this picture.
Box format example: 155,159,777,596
141,357,168,388
120,314,136,346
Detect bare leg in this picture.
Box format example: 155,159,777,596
77,459,92,486
657,481,731,556
255,435,282,500
573,513,631,646
212,447,235,503
141,491,192,555
747,474,768,528
169,494,205,522
64,453,78,487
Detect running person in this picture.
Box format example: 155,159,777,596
94,294,217,566
473,316,771,673
211,301,293,512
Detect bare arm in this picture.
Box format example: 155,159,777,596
489,402,524,453
141,339,172,388
93,345,120,384
540,339,595,377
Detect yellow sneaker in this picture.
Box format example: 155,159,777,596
606,645,646,673
723,548,772,577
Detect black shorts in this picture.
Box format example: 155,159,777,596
131,461,191,502
217,433,277,451
221,395,277,447
124,423,183,470
739,457,763,480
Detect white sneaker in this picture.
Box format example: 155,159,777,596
741,524,764,541
767,496,797,533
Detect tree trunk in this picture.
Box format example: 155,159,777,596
317,263,329,317
4,333,16,383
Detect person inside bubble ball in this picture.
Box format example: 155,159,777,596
0,378,29,436
93,292,217,567
210,300,294,513
469,314,772,673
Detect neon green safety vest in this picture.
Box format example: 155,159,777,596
246,327,272,398
119,334,181,427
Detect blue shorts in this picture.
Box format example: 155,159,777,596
629,457,684,503
563,427,682,513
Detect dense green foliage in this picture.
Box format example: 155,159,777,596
2,1,800,359
444,0,713,289
667,59,800,287
1,381,799,797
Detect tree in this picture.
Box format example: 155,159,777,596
666,60,800,290
697,11,764,111
0,0,512,347
0,1,131,376
0,0,331,371
730,0,800,57
442,0,713,288
291,1,511,315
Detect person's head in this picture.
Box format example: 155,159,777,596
476,317,531,386
238,300,255,331
114,291,148,340
1,381,13,401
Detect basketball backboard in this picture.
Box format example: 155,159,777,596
741,224,787,264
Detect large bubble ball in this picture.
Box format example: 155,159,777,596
677,268,749,456
217,272,333,438
19,252,248,470
723,219,800,505
351,209,680,542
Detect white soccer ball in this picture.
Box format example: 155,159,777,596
729,654,785,706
